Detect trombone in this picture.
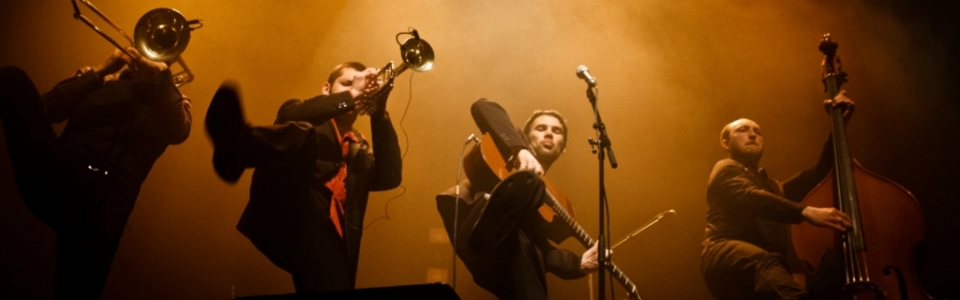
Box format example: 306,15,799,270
71,0,202,86
362,28,434,114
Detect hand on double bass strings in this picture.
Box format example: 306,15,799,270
823,90,855,123
580,242,613,273
801,206,853,232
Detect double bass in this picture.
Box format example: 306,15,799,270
791,34,933,300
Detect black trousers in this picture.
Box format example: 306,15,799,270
701,239,808,300
239,123,355,293
437,172,549,300
1,66,126,299
288,216,352,293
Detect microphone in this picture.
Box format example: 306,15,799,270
465,133,479,144
661,209,677,218
576,65,597,87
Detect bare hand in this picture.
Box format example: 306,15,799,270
580,243,612,273
124,47,168,83
514,149,543,175
823,90,855,123
349,68,380,98
93,48,134,79
350,68,382,114
801,206,852,232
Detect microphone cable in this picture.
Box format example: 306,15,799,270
451,133,480,291
361,72,416,229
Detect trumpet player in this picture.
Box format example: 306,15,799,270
205,62,402,292
0,47,192,299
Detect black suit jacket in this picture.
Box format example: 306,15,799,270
237,92,401,288
703,137,834,258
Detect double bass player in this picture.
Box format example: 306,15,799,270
700,93,856,300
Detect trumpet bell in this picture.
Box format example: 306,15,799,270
364,29,434,115
400,37,434,72
134,8,199,62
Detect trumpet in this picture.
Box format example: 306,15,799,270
71,0,202,86
360,28,434,114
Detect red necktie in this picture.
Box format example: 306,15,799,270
326,120,358,238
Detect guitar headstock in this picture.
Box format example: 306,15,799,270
819,33,848,92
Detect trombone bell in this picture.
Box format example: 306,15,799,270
71,0,202,86
134,8,201,62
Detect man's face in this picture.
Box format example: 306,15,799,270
323,68,362,127
323,68,362,95
722,119,763,160
527,115,565,161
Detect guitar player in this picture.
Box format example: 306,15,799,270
435,98,604,299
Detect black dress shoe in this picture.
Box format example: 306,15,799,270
205,82,250,183
468,171,545,254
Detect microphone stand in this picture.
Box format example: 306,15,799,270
585,85,618,300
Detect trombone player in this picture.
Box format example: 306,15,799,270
0,45,192,299
0,2,196,298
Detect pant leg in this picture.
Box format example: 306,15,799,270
506,230,549,300
2,66,126,300
443,181,549,299
245,122,319,167
289,215,352,293
702,239,808,300
53,224,123,300
468,171,545,253
0,66,71,230
462,229,548,300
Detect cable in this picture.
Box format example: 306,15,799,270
451,133,480,291
361,72,415,229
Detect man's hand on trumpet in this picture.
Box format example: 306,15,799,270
349,67,383,115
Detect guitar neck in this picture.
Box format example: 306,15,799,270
543,191,642,300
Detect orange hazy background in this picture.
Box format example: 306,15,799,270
2,0,958,299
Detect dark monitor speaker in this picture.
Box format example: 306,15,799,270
235,283,460,300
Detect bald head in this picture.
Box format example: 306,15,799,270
721,118,763,167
